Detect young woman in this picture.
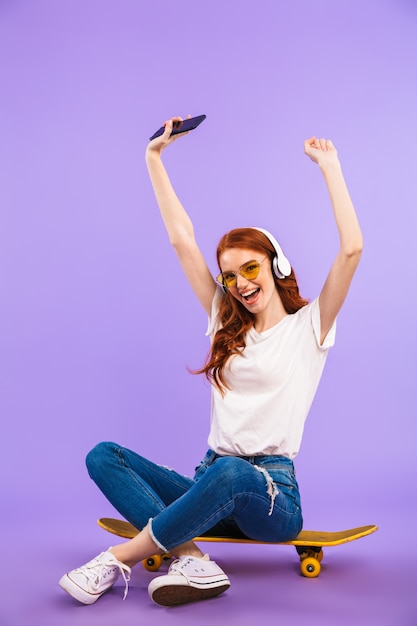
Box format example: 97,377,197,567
59,116,362,607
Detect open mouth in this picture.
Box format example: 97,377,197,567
241,288,260,303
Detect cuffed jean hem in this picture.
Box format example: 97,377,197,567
148,517,169,553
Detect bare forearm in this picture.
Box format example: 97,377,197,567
145,150,195,247
144,122,216,313
320,160,363,257
303,136,363,336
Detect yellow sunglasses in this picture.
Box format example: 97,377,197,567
216,256,268,288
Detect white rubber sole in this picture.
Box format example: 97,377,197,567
58,574,106,605
149,575,231,606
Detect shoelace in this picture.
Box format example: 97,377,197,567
169,557,192,573
169,556,208,575
75,555,131,600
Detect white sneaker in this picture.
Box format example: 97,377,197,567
148,554,230,606
59,549,131,605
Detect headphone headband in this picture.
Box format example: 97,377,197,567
251,227,291,279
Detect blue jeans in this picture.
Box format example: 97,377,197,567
86,442,303,552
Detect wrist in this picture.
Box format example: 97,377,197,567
145,147,162,164
319,159,342,175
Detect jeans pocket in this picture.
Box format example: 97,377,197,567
260,466,301,514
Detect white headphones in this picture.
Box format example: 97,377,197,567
252,227,291,279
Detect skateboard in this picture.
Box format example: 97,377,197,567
98,517,378,578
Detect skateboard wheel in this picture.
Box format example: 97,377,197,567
142,554,163,572
317,549,324,563
300,557,321,578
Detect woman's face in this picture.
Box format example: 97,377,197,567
219,247,281,316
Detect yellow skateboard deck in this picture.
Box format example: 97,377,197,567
98,517,378,578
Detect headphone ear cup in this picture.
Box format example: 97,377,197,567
272,256,285,279
251,226,291,279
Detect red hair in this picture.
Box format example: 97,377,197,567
195,228,308,394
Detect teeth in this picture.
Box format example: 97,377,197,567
242,288,258,298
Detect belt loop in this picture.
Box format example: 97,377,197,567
207,449,218,466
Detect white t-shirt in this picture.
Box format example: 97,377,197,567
206,286,336,459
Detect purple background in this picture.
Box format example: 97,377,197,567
1,0,416,625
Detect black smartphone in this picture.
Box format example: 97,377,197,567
149,114,206,141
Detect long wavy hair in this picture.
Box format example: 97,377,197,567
195,228,308,394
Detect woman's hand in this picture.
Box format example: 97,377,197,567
304,136,339,169
146,115,192,157
306,135,363,344
144,114,216,315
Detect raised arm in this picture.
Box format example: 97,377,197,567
304,137,363,344
145,117,216,315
